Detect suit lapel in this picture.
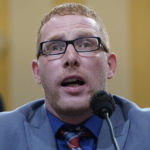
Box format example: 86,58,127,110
96,104,130,150
24,104,58,150
23,97,131,150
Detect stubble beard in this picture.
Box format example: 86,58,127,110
46,91,92,118
43,73,107,122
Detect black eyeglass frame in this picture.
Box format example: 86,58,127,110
37,37,108,59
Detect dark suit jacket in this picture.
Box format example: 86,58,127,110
0,95,150,150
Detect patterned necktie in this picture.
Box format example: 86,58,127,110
60,126,89,150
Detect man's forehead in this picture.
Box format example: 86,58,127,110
40,15,100,41
41,15,99,32
50,15,97,23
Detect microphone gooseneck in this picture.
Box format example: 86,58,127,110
90,90,120,150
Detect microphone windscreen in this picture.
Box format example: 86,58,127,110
90,90,115,119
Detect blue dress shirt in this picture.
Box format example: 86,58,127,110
47,111,102,150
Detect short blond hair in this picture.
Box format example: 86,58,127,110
36,3,110,58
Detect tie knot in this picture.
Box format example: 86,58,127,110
60,125,90,138
59,126,91,150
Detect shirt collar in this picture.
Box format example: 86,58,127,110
47,110,103,139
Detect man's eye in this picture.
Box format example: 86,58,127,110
79,41,92,48
83,42,92,47
51,45,60,51
46,43,62,51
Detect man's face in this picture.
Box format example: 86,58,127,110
32,15,116,119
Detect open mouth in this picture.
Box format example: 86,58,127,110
61,78,85,87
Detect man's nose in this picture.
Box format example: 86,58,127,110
62,44,80,68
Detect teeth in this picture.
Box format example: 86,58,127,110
61,78,84,86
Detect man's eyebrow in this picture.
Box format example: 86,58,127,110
75,31,96,38
46,34,65,41
45,31,96,41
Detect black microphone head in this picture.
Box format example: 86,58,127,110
90,90,116,119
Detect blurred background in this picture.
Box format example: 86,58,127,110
0,0,150,110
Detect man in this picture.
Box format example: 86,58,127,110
0,3,150,150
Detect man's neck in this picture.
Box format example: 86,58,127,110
56,112,93,125
46,105,93,125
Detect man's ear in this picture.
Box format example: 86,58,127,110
107,53,117,79
32,59,41,84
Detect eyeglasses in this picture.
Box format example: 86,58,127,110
37,37,108,60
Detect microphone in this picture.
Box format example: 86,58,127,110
90,90,120,150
